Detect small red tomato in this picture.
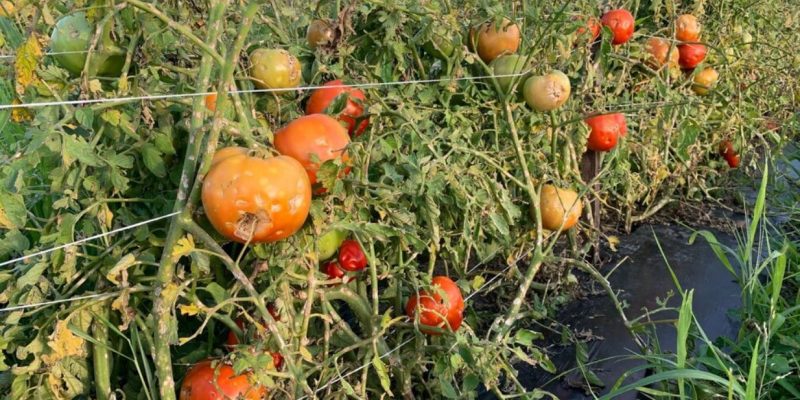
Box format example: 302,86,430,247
677,43,707,70
323,261,346,279
726,153,741,168
585,113,626,152
600,9,635,45
718,140,735,158
575,16,601,42
405,276,465,335
306,80,368,136
337,240,367,272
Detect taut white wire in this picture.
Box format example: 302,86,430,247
0,211,180,268
0,72,529,110
0,50,92,60
0,291,120,313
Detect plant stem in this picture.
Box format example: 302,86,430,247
92,298,112,400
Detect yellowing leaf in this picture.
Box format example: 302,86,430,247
172,235,195,258
42,320,85,365
106,254,135,286
10,99,31,122
14,34,44,96
299,345,314,362
88,79,102,93
608,235,620,252
471,275,486,291
178,303,202,316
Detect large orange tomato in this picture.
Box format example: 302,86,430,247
472,18,521,63
645,37,679,68
540,185,582,231
274,114,351,187
405,276,464,335
305,80,368,136
600,9,635,45
201,154,311,243
675,14,701,42
179,360,266,400
585,113,626,152
678,43,707,70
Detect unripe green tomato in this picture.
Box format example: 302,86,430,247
317,229,347,261
50,12,124,76
523,70,571,112
423,32,456,60
249,49,302,90
490,55,529,92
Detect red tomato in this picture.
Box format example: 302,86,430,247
726,153,741,168
575,16,601,42
405,276,464,335
600,9,635,45
323,261,346,279
718,140,735,158
306,80,368,136
585,113,626,152
179,360,266,400
337,240,367,272
678,43,707,70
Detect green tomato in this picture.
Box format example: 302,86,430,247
317,229,347,261
249,49,302,90
490,55,529,92
50,12,124,77
423,32,457,60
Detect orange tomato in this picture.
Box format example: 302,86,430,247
472,18,521,63
692,67,719,95
678,43,707,70
274,114,351,187
645,37,679,68
305,80,368,136
210,147,248,168
405,276,464,335
179,360,266,400
600,9,635,45
675,14,701,42
540,185,582,231
205,92,217,112
201,154,311,243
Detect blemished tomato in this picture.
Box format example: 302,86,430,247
338,239,367,272
305,80,368,136
317,228,347,261
646,37,679,68
692,67,719,95
540,185,582,231
600,9,635,45
274,114,351,187
406,276,464,335
575,16,601,43
472,18,521,63
179,360,266,400
675,14,701,42
210,146,248,168
585,113,626,151
201,154,311,243
678,43,707,70
491,55,529,92
205,93,217,112
50,12,124,76
307,19,336,49
249,48,301,90
523,70,571,112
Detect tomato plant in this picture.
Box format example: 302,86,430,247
273,114,350,187
601,9,635,45
406,276,465,335
179,360,266,400
305,80,368,136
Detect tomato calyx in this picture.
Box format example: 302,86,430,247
338,240,367,272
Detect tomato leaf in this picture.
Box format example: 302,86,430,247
0,189,27,229
75,108,94,129
439,378,459,398
62,134,101,168
141,143,167,178
372,355,394,396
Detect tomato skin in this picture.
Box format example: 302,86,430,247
210,147,248,168
249,48,301,90
575,16,601,42
585,113,626,152
337,240,367,272
677,43,707,70
179,360,266,400
692,68,719,95
540,185,582,231
201,154,312,243
523,70,571,112
600,9,635,45
472,18,521,63
405,276,464,335
646,37,679,68
307,19,336,49
305,80,368,136
675,14,701,42
274,114,351,187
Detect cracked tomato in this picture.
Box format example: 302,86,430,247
523,70,571,112
405,276,464,335
249,48,301,89
675,14,701,42
585,113,626,152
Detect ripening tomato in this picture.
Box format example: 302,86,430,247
675,14,701,42
210,147,248,168
201,154,311,243
179,360,266,400
338,240,367,272
317,228,348,261
645,37,679,68
600,9,635,45
274,114,351,187
523,70,571,112
472,18,521,63
305,80,368,136
575,16,601,43
718,140,735,158
692,67,719,95
491,55,529,92
205,93,217,112
726,153,741,168
249,49,301,90
405,276,464,335
540,185,582,231
307,19,336,49
678,43,707,70
585,113,626,152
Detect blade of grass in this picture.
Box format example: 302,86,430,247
676,290,694,399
